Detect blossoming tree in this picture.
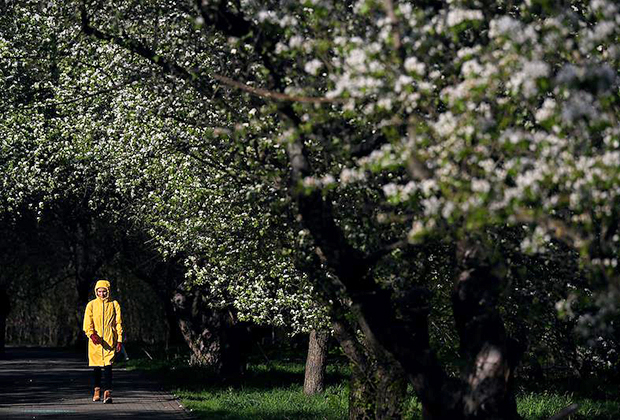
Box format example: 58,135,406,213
3,0,620,418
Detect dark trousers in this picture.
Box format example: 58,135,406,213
93,366,112,390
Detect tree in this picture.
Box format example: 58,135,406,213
3,1,620,418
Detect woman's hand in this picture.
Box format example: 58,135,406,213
90,334,101,345
116,342,122,353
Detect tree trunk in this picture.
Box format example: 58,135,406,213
375,355,407,419
332,319,376,419
348,362,376,420
172,288,247,379
304,329,329,395
172,288,223,369
220,311,249,381
452,241,523,420
332,317,410,419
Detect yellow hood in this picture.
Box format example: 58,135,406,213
94,280,111,299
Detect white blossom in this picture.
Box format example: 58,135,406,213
304,58,323,75
404,56,426,75
446,9,483,28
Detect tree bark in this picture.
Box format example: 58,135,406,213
452,241,523,420
304,329,329,395
172,287,223,369
374,353,407,419
332,317,410,419
332,319,376,419
348,362,376,420
172,288,247,379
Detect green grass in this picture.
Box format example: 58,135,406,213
175,362,349,420
122,356,620,420
517,391,620,420
122,357,350,419
516,376,620,420
177,384,347,420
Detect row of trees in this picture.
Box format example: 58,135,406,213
2,0,619,418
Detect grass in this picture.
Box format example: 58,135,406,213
517,391,620,419
176,384,347,420
176,362,348,420
122,357,349,419
516,375,620,420
120,353,620,420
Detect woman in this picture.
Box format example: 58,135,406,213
83,279,124,403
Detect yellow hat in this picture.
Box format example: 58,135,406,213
94,279,111,296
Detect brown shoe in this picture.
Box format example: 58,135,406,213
103,390,113,404
92,387,101,402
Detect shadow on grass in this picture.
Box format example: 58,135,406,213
122,357,349,393
517,374,620,401
515,374,620,420
121,356,349,420
184,408,340,420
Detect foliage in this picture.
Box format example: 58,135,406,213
1,0,329,334
2,0,620,415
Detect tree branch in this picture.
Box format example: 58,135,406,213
365,238,411,266
212,73,343,104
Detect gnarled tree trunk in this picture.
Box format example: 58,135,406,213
332,317,409,420
172,287,247,380
288,171,523,419
172,287,223,369
332,319,375,419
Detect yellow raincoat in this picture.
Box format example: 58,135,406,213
83,280,124,367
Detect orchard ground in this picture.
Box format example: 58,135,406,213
120,344,620,420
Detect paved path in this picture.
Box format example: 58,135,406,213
0,348,195,419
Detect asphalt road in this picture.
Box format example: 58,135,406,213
0,347,194,419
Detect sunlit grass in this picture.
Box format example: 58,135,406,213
177,383,348,420
124,356,619,420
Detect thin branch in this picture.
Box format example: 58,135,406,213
163,136,257,187
366,238,411,266
212,73,343,104
80,6,197,87
186,150,247,185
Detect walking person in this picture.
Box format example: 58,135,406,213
83,279,123,403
